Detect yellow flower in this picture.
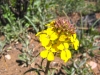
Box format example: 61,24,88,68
57,42,71,62
70,34,76,42
40,45,56,61
36,19,79,63
37,28,58,46
73,39,79,50
40,50,54,61
61,50,71,62
70,34,79,50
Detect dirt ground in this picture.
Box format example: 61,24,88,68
0,13,100,75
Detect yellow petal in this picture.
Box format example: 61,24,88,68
39,34,47,41
57,43,64,50
50,32,58,40
40,50,48,58
59,35,66,41
40,34,50,46
36,30,47,36
60,50,71,62
47,52,54,61
63,43,69,49
64,59,69,62
45,24,50,26
70,34,76,42
61,50,66,60
66,50,71,59
73,34,76,39
70,36,74,42
73,39,79,50
40,39,50,46
46,28,53,35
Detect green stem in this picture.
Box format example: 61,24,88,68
45,61,51,75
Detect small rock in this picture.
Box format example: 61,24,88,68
51,62,59,67
27,35,31,40
31,62,35,68
5,54,11,60
87,61,97,69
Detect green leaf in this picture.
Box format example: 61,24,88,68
25,16,39,33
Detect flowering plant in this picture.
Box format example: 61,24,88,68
36,17,79,63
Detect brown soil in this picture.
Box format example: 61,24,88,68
0,13,100,75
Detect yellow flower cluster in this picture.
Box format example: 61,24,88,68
36,17,79,62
